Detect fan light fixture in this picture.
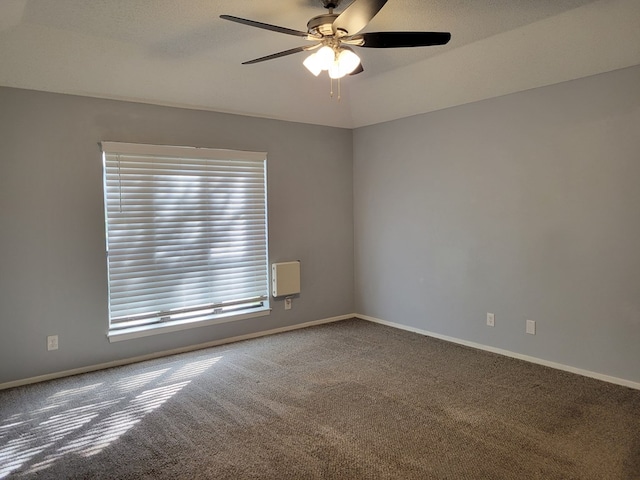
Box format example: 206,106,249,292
221,0,452,99
303,46,361,79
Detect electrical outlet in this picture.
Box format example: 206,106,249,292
47,335,59,351
486,313,495,327
526,319,536,335
284,297,292,310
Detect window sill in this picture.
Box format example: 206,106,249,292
107,307,271,342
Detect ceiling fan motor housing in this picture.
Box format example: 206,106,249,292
307,14,339,37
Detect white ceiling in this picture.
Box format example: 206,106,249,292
1,0,639,128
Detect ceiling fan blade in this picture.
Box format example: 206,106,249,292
242,46,311,65
220,15,309,38
332,0,388,36
358,31,451,48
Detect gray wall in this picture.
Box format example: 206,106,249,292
354,65,640,384
0,88,354,384
3,65,640,387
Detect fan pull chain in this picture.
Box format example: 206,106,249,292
328,78,342,101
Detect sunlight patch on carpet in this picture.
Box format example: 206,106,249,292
0,355,222,477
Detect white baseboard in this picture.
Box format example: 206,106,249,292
0,314,354,391
356,314,640,391
6,313,638,392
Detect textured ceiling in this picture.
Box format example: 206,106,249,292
1,0,639,128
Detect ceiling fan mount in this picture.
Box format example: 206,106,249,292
221,0,451,79
320,0,344,10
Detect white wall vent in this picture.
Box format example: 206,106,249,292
272,261,300,297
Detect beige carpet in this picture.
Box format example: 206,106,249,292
1,319,639,479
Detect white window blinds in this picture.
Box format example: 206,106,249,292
101,142,269,333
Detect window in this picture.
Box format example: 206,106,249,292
101,142,269,341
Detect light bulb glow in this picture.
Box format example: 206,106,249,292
328,62,344,79
303,53,322,76
302,46,361,81
315,46,335,70
336,49,361,76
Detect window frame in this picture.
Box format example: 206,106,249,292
100,142,270,342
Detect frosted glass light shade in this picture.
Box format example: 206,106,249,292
336,49,360,76
328,48,361,79
303,53,322,76
303,46,361,79
315,46,335,70
328,62,343,79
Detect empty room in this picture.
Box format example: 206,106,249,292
1,0,639,478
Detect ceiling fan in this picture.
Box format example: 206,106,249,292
221,0,451,80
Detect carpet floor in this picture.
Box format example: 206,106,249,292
1,319,639,479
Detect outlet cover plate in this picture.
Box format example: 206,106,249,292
47,335,59,351
486,313,495,327
526,319,536,335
